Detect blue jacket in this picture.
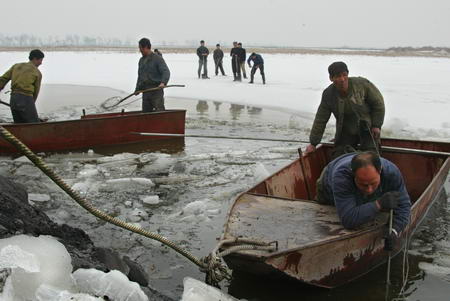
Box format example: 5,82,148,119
247,54,264,66
321,153,411,232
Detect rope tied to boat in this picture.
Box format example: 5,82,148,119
201,237,278,287
0,125,231,286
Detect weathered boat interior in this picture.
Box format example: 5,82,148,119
223,139,450,252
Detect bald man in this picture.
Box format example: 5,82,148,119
316,151,411,250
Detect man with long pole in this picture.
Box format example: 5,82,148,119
135,38,170,112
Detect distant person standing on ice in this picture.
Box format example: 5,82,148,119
230,41,241,81
247,52,265,84
196,40,209,79
0,49,44,123
154,49,163,57
305,62,385,158
213,44,226,76
135,38,170,112
237,42,247,79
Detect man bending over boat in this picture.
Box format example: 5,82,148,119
316,151,411,250
305,62,385,159
135,38,170,112
0,49,44,123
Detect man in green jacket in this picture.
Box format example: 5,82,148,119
305,62,385,158
135,38,170,112
0,49,44,123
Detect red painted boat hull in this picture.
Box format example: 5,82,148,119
0,110,185,154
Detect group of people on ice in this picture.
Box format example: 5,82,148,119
196,40,265,84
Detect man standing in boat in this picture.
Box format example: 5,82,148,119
316,151,411,250
305,62,385,158
0,49,44,123
135,38,170,112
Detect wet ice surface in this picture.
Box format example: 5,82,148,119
0,91,449,300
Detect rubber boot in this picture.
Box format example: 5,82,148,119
262,74,266,85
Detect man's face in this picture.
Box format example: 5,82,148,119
32,58,43,67
233,43,237,47
216,45,220,49
139,46,151,56
201,42,205,46
330,71,349,94
354,165,381,196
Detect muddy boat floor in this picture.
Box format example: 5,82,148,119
225,193,387,251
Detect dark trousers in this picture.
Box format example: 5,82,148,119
331,128,379,159
198,58,208,77
250,64,265,83
142,89,165,112
232,58,241,80
10,93,39,123
215,59,225,75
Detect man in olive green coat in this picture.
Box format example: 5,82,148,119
305,62,385,158
0,49,44,123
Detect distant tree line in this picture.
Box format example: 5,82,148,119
0,34,136,47
0,34,227,48
387,46,450,53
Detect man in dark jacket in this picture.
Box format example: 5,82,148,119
0,49,44,123
230,41,241,81
305,62,385,158
237,42,247,79
316,151,411,250
196,40,209,79
213,44,225,76
247,52,265,84
135,38,170,112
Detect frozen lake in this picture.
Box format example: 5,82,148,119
0,51,449,300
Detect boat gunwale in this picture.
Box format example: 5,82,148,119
0,109,187,127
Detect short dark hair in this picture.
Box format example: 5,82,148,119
29,49,44,60
216,44,220,47
250,52,256,57
238,42,242,46
328,61,348,78
200,40,205,43
351,151,382,174
139,38,151,49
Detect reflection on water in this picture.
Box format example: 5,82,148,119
247,106,263,115
196,100,209,115
213,101,222,111
229,104,245,120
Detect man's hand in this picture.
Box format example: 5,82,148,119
305,144,316,154
377,191,401,211
371,127,381,140
383,226,398,251
158,83,166,89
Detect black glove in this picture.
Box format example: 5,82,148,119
383,226,399,251
378,191,402,212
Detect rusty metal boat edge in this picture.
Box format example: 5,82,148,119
0,110,186,154
219,138,450,288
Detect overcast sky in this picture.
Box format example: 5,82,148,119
1,0,449,48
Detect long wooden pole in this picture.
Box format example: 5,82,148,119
131,132,450,157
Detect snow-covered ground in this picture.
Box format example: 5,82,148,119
0,51,449,140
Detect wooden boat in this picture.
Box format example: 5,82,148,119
0,110,186,155
219,138,450,288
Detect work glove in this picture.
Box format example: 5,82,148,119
378,191,402,212
383,226,399,251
